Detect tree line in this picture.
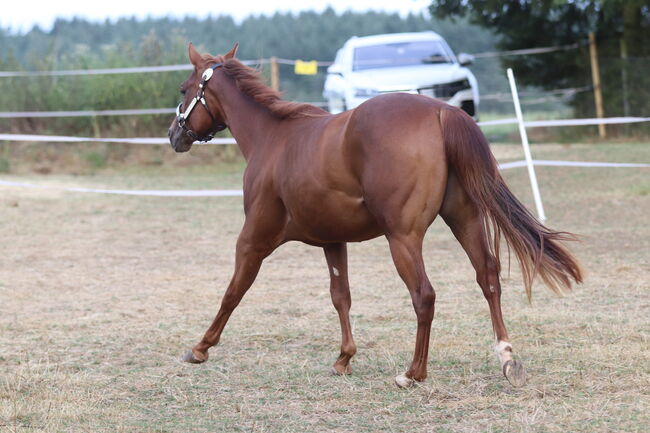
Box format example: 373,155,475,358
0,9,503,137
2,4,646,139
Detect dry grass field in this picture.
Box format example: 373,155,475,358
1,142,648,432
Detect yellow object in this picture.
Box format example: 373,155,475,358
294,60,318,75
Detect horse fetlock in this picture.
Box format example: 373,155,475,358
332,351,354,375
341,344,357,358
494,340,513,366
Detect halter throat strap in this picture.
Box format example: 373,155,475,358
176,62,227,142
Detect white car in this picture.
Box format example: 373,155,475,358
323,32,479,118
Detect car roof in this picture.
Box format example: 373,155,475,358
343,32,445,48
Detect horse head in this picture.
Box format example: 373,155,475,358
168,42,238,152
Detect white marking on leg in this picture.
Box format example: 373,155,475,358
494,340,513,366
332,266,340,277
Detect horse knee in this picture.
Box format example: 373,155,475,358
330,290,351,311
414,286,436,321
421,288,436,308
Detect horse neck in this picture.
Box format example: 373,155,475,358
211,73,278,161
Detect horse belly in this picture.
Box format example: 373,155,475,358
284,191,382,243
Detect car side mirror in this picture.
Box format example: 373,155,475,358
327,63,344,76
457,53,474,66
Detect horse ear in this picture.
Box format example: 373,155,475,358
224,43,239,59
188,42,203,67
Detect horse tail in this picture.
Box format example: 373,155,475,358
440,107,582,300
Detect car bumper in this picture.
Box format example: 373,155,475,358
347,88,478,117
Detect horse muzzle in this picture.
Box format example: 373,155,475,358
168,125,193,153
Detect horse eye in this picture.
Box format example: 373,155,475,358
180,88,187,95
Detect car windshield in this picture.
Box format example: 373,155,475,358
353,41,452,71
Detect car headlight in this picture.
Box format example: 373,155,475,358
354,88,379,97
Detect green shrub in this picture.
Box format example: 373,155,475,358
0,158,10,173
84,151,107,169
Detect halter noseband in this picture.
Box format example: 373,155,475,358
176,63,227,142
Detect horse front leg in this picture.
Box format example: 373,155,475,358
182,222,282,364
323,243,357,374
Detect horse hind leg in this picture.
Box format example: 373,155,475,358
440,175,526,387
360,153,446,387
385,232,436,388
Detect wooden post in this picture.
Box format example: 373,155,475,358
270,56,280,92
588,32,606,138
620,38,630,118
620,38,630,135
91,115,101,138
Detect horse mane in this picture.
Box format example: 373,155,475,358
213,56,329,119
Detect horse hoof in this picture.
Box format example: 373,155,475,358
182,350,208,364
394,373,415,388
330,364,352,375
503,360,526,387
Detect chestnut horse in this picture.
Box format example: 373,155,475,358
168,43,582,388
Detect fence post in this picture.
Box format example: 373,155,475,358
91,115,101,138
507,68,546,222
588,32,606,138
270,56,280,91
620,38,630,118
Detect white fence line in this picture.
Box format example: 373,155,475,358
0,58,305,77
0,133,236,145
0,60,259,78
0,64,193,77
499,160,649,169
1,158,646,197
0,104,329,119
2,116,649,145
0,91,585,118
479,116,650,127
0,42,584,78
0,108,176,118
471,42,584,59
523,117,650,127
0,179,243,196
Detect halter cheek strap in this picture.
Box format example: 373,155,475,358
176,62,227,142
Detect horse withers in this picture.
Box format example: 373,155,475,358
168,43,582,388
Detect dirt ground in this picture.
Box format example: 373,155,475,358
1,142,649,432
